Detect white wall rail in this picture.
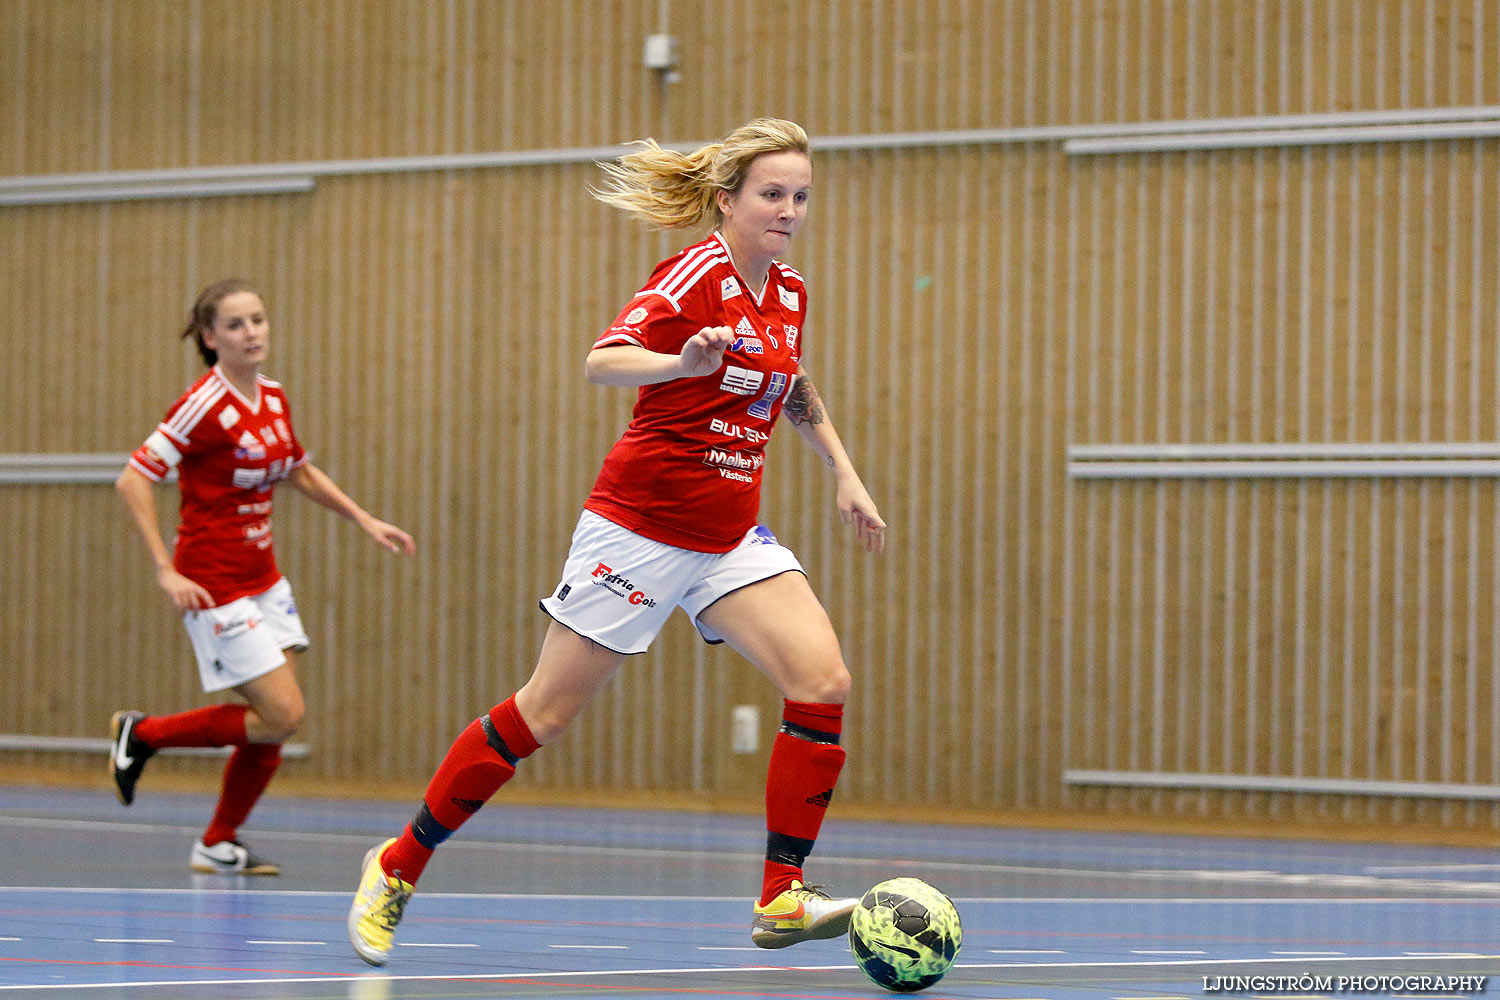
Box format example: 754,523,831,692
1066,119,1500,155
1067,443,1500,480
1065,769,1500,802
0,734,308,759
0,453,161,485
6,106,1500,205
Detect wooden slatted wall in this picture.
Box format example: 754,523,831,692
4,0,1500,830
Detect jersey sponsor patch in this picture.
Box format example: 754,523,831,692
721,276,742,300
703,448,763,472
235,430,266,460
232,468,264,489
747,371,789,420
729,316,762,354
778,286,799,310
266,395,283,414
218,405,240,429
625,306,648,324
719,365,764,395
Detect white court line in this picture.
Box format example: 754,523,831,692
1271,951,1345,955
697,946,763,951
5,951,1498,992
396,942,478,948
0,938,18,942
1365,864,1500,874
990,949,1067,954
92,939,173,944
1132,950,1208,955
548,944,628,949
245,939,325,945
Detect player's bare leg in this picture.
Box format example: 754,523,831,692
697,572,857,947
350,624,625,965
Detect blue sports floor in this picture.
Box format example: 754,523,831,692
1,785,1496,998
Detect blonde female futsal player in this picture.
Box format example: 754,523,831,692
111,278,414,874
348,118,885,964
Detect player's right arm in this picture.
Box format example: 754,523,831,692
584,326,734,387
115,465,214,612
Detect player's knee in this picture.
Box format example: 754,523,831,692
807,662,851,705
260,699,304,741
782,652,850,705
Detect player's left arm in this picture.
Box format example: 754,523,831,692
286,462,416,555
782,366,886,554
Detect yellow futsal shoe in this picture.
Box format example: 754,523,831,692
751,880,858,949
347,838,414,966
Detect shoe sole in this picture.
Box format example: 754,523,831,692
348,842,392,967
750,904,855,949
190,862,280,876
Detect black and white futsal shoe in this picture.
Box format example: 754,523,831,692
190,839,281,876
108,710,155,806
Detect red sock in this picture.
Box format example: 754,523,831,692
135,704,247,748
761,700,845,905
202,743,282,845
382,696,540,885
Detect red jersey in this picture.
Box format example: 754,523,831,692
585,233,807,552
128,366,307,605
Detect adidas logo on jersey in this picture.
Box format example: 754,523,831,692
731,315,764,354
805,788,833,808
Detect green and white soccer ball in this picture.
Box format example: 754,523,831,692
848,877,962,992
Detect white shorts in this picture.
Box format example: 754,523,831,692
539,511,804,654
182,577,310,693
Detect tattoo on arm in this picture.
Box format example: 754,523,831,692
783,377,825,427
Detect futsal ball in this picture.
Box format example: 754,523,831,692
848,877,962,992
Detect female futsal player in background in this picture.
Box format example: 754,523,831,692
348,117,886,965
111,278,415,875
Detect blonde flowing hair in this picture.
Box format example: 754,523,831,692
591,117,810,231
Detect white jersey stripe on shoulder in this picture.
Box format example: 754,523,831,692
653,243,721,291
653,244,729,301
257,374,282,389
162,379,228,444
776,262,804,283
166,379,226,437
650,254,723,310
161,391,216,444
